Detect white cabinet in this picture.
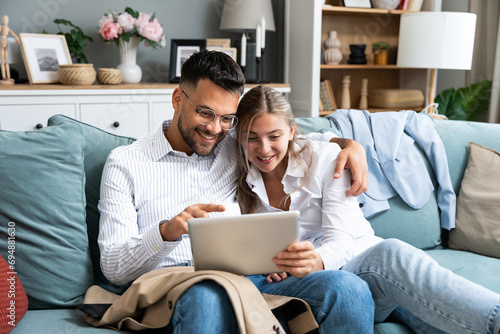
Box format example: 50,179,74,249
0,83,290,137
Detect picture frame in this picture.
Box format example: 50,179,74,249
213,47,238,62
206,38,231,49
343,0,372,8
169,39,206,83
19,33,72,84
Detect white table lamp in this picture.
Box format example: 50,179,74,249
397,12,477,110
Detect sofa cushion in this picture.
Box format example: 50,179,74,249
1,255,28,333
426,248,500,294
448,142,500,258
0,122,93,309
48,115,136,294
12,309,134,333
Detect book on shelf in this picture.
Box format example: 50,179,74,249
397,0,410,10
320,79,337,112
409,0,423,11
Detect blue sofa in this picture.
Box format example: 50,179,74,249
1,113,499,334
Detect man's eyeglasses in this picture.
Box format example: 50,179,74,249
181,90,238,130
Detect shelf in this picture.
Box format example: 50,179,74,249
321,64,401,70
322,5,418,15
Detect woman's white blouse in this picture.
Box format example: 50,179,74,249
246,139,383,270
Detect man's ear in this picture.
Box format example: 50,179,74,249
172,87,183,112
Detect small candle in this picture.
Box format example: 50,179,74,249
240,33,247,67
256,24,261,58
261,16,266,49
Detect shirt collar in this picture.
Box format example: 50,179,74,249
149,120,175,161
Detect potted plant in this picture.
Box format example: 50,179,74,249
44,19,93,63
434,80,492,121
372,41,389,65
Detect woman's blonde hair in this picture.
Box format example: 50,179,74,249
235,85,310,214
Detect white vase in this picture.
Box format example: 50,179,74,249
323,31,342,65
118,37,142,83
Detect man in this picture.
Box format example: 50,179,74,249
98,50,373,333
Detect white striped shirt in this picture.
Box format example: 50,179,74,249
98,121,241,285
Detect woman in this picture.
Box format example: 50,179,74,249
235,85,500,334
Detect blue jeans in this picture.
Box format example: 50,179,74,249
342,239,500,334
247,270,375,334
166,280,237,334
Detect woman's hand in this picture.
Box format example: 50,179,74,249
272,241,324,278
266,272,289,283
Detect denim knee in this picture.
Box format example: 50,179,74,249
370,239,416,259
318,270,374,308
181,280,229,307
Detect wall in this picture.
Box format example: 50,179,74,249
2,0,284,83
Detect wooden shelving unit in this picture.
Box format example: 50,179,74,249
285,0,440,117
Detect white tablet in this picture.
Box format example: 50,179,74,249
188,211,300,276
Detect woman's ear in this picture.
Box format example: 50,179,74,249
289,123,296,141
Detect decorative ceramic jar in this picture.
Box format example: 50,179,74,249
117,37,142,84
347,44,367,65
323,31,342,65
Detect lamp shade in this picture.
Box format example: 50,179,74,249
220,0,275,32
397,12,477,70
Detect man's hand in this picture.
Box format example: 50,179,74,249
330,137,368,197
271,241,324,279
160,204,226,241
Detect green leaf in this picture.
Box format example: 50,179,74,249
434,80,492,121
125,7,139,18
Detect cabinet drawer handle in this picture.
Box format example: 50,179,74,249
35,123,43,130
112,121,120,128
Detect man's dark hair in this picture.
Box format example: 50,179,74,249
179,49,245,96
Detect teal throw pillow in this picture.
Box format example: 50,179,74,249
48,114,136,294
0,122,93,309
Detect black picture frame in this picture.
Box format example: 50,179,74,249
343,0,372,8
169,39,206,83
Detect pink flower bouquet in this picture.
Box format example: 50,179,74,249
99,7,166,48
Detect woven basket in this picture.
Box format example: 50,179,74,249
97,68,123,85
368,89,425,109
57,64,96,85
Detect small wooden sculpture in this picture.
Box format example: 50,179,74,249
341,75,351,109
1,15,20,85
359,78,369,109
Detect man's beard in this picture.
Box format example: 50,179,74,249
177,111,225,156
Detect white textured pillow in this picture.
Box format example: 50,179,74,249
449,142,500,258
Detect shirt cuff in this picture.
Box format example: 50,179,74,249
142,221,181,258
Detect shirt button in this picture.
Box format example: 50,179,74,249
359,203,364,208
189,158,194,163
154,246,159,251
132,264,136,268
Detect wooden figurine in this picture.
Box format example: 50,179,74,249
359,78,369,109
1,15,20,85
341,75,351,109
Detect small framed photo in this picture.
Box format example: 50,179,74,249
206,38,231,49
213,47,237,62
169,39,206,83
19,33,72,84
343,0,372,8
